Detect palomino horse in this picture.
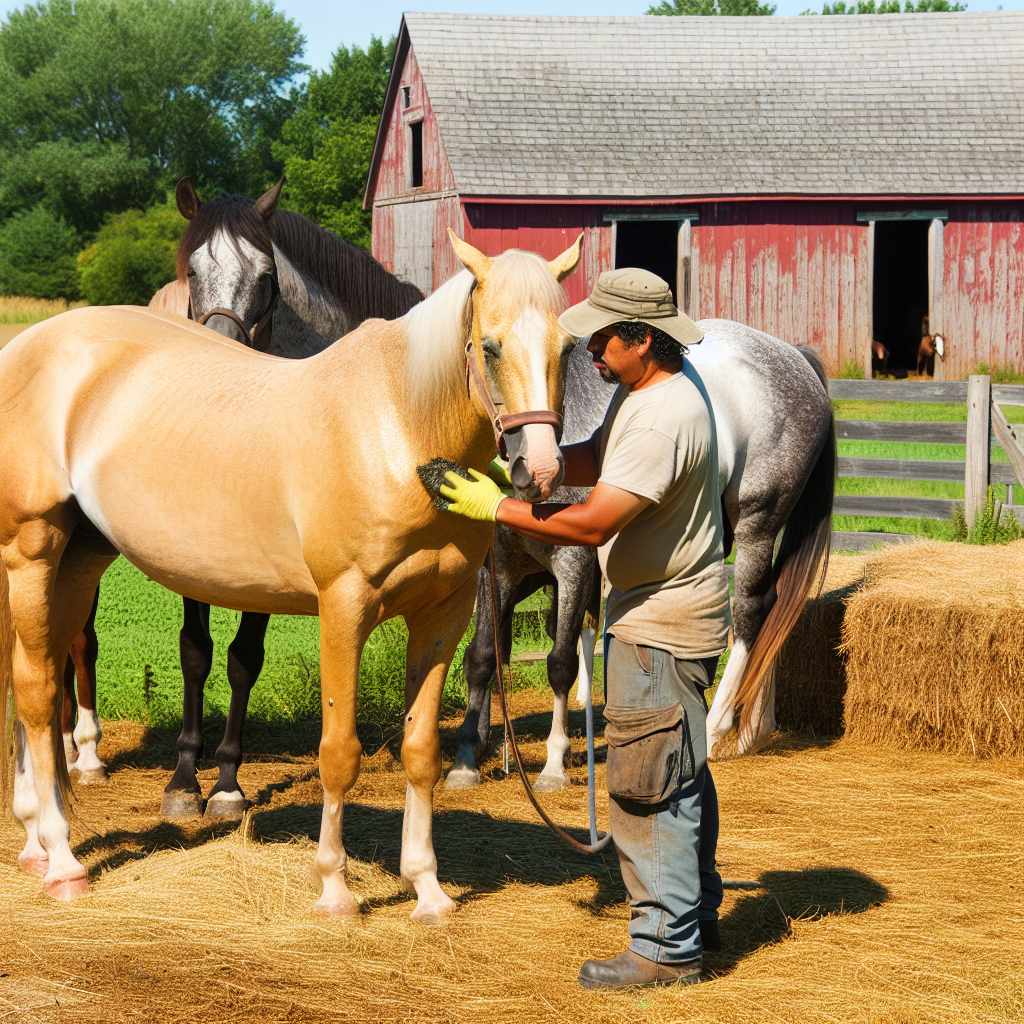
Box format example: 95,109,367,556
1,232,580,918
447,322,835,775
59,179,423,820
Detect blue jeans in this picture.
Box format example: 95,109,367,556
605,634,723,964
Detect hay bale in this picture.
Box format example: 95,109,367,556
841,540,1024,758
775,554,869,738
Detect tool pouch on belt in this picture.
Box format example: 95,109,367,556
604,703,695,805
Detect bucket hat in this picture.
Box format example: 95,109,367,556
558,267,703,346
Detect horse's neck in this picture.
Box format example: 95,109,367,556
270,245,352,357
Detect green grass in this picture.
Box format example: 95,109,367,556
833,399,1022,543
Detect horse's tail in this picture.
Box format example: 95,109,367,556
733,348,836,739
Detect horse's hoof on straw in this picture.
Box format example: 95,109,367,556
313,896,360,918
410,897,456,926
72,767,109,785
203,793,247,821
45,876,89,902
17,854,48,877
443,767,482,789
160,790,203,819
533,773,567,792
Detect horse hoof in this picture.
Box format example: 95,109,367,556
533,773,567,792
204,792,247,821
45,876,89,902
160,790,203,819
410,895,456,926
72,766,109,785
443,767,482,789
313,895,360,918
18,854,48,877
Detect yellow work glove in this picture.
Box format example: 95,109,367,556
440,468,507,522
486,457,513,489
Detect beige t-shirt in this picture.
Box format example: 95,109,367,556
597,371,731,660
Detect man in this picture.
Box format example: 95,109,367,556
440,268,731,990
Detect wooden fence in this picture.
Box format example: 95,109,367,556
830,375,1024,550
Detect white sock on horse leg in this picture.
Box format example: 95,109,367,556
72,707,105,773
575,627,595,708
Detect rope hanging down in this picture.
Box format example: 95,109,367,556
486,548,611,856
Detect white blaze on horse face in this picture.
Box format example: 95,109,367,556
189,230,274,342
508,306,563,498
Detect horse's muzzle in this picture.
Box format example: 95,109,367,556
504,423,565,502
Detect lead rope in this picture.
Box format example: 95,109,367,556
486,547,611,856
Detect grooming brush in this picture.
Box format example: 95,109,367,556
417,458,473,511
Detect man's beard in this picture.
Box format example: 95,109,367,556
595,362,619,383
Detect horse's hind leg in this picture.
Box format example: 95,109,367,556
61,656,77,767
402,576,477,923
162,598,212,818
6,521,113,899
205,611,270,820
67,590,104,783
706,527,777,759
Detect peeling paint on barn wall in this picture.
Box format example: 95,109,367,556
940,203,1024,379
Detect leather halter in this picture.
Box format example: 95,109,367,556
191,274,279,350
463,290,563,458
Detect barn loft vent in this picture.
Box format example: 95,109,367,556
409,120,424,189
402,85,411,108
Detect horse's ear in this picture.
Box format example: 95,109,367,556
448,228,491,281
175,177,202,221
255,177,285,220
548,233,583,283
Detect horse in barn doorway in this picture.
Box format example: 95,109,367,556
58,179,423,819
1,231,583,915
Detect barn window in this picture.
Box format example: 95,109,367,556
409,120,424,189
402,86,411,108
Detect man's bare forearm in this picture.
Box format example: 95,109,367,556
496,499,611,546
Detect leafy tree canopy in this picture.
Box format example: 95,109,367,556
648,0,776,15
0,203,79,298
76,199,181,304
803,0,964,12
0,0,305,234
274,36,394,250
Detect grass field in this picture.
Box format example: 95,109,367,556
0,295,83,324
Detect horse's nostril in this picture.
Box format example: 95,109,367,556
510,458,532,490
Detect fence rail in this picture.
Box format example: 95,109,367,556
828,375,1024,548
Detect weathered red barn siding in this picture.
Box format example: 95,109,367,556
939,203,1024,379
370,43,460,292
462,204,612,306
691,203,870,374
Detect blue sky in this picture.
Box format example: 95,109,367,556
1,0,1020,71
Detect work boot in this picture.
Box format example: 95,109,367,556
578,949,702,990
699,918,722,952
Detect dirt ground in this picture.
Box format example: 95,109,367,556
1,694,1022,1024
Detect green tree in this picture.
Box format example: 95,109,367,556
0,203,79,298
803,0,965,12
648,0,776,14
0,0,305,235
77,199,181,305
274,37,394,249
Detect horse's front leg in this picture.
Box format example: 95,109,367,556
314,578,376,916
67,589,105,783
205,611,270,820
402,575,477,923
162,598,212,818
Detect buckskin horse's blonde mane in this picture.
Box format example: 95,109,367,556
402,251,566,419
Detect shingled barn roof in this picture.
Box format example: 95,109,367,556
370,11,1024,200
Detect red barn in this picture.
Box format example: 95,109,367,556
365,12,1024,379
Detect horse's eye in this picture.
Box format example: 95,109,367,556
482,338,501,360
187,268,196,278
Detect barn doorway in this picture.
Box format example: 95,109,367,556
872,220,930,374
614,220,679,301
